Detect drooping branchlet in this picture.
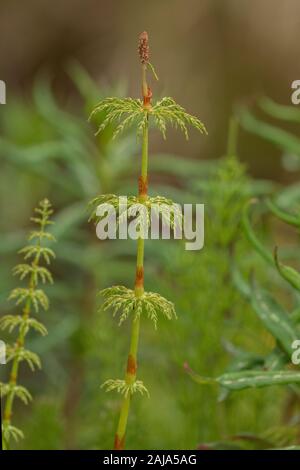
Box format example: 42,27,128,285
89,32,206,451
138,175,148,199
138,31,149,64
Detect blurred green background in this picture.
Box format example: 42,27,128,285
1,0,300,450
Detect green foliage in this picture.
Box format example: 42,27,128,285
266,198,300,228
88,34,209,449
163,143,278,443
101,379,149,398
274,247,300,291
197,425,300,450
0,315,47,336
151,97,207,140
8,287,49,312
19,246,55,264
251,287,298,356
1,199,55,449
2,425,24,446
89,97,147,139
190,168,300,395
188,367,300,390
0,383,32,404
12,264,53,284
239,97,300,158
6,345,41,371
242,201,273,265
89,96,207,141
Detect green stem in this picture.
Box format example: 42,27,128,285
114,118,148,450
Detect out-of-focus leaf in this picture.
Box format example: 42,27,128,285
66,60,102,111
198,433,273,450
0,232,26,254
239,108,300,155
259,97,300,124
263,425,300,448
267,198,300,227
197,441,247,450
29,314,80,354
0,137,83,196
222,340,264,372
274,446,300,450
264,347,289,371
291,307,300,324
218,340,265,402
198,428,299,450
276,183,300,207
247,179,275,196
151,154,216,178
119,183,196,204
52,202,88,239
231,266,251,299
33,76,89,142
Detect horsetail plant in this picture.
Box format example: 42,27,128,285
89,32,207,450
0,199,55,449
